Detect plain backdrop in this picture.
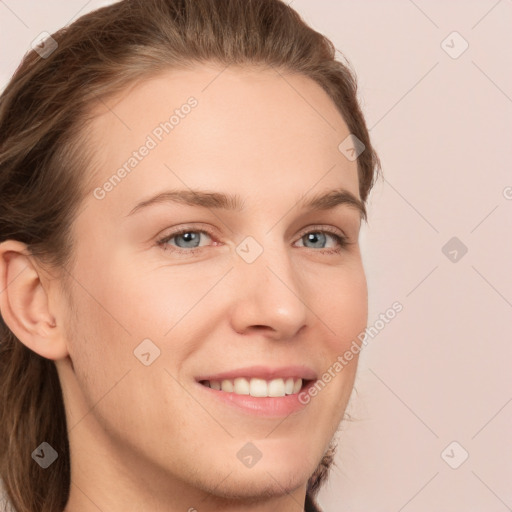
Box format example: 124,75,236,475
1,1,511,511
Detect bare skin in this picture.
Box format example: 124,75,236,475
0,63,367,511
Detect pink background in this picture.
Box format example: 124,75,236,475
1,1,511,511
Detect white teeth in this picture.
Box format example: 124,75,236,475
268,378,285,397
233,377,250,395
221,379,233,392
205,377,303,397
249,378,267,397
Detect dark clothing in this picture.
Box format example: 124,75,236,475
305,492,322,512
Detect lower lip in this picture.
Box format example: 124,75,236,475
195,380,316,417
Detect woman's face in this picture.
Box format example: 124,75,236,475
56,63,368,505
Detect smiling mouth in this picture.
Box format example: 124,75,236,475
199,377,309,398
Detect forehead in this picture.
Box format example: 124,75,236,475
83,63,360,216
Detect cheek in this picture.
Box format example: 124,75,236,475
64,295,126,391
305,264,367,419
319,262,368,351
61,259,142,402
68,241,174,344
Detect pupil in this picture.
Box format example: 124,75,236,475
307,232,325,248
179,232,198,247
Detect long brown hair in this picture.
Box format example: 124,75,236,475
0,1,381,510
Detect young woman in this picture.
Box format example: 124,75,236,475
0,1,380,511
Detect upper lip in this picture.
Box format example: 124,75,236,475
195,365,317,382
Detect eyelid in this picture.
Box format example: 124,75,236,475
156,224,216,252
156,223,351,254
297,224,348,240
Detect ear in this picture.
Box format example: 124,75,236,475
0,239,69,360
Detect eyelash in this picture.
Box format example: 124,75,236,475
156,225,350,256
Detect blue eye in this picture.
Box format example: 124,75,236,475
157,227,349,255
157,228,213,254
167,230,208,249
298,231,348,253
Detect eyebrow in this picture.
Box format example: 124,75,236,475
127,187,366,220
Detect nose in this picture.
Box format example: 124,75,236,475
229,238,309,340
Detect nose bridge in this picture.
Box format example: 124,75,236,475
229,230,309,337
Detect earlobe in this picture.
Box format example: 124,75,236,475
0,240,69,360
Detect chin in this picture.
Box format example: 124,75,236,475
192,444,316,501
198,465,311,502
